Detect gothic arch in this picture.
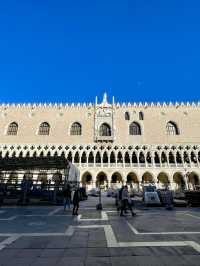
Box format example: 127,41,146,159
111,172,123,184
188,172,200,190
110,151,116,164
157,172,169,185
142,172,154,184
173,172,185,191
96,172,108,188
102,151,108,164
82,171,92,186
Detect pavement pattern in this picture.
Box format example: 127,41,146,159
0,195,200,265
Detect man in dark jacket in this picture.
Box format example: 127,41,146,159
72,187,80,215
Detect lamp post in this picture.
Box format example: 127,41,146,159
96,181,103,210
184,168,190,191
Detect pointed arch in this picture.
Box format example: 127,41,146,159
129,122,141,135
154,152,160,164
111,172,123,184
139,152,145,164
110,151,116,164
173,172,185,191
96,172,108,188
99,123,111,136
191,151,197,163
88,151,94,164
82,171,92,186
124,151,130,164
166,121,179,135
74,152,80,163
67,151,72,162
142,172,154,184
125,111,130,120
117,151,123,164
7,122,18,135
81,151,87,164
139,111,144,120
103,152,108,164
146,151,152,164
38,122,50,135
70,122,82,135
176,151,182,164
188,172,200,190
132,151,138,164
169,152,175,164
157,172,169,185
183,151,190,163
161,152,167,163
127,172,139,184
95,151,101,164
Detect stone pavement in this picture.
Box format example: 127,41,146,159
0,195,200,265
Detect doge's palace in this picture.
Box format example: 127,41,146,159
0,93,200,192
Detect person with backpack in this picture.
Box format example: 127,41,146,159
120,185,136,216
63,184,71,211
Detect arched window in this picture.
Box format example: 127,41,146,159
70,122,82,135
99,123,111,136
139,111,144,120
7,122,18,135
125,112,130,120
129,122,141,135
166,121,179,135
38,122,50,135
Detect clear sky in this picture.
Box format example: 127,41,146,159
0,0,199,103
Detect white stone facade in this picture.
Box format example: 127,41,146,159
1,93,200,191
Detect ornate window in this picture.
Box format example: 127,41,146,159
139,111,144,120
99,123,111,136
38,122,50,135
7,122,18,135
125,112,130,120
70,122,82,135
129,122,141,135
166,121,179,135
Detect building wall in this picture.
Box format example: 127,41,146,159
0,95,200,191
0,103,200,145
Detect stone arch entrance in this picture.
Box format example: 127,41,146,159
157,172,169,188
96,172,108,190
142,172,154,184
127,172,139,191
82,172,93,191
111,172,123,189
188,172,200,190
173,172,186,191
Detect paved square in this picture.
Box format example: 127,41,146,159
0,195,200,265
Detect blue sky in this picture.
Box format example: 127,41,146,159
0,0,199,103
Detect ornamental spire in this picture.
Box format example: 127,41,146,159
102,92,108,105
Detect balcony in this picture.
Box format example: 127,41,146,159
95,136,114,142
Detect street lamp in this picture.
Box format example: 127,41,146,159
184,168,190,191
96,181,103,210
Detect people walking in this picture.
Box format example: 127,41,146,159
63,184,71,211
72,187,80,215
120,185,136,216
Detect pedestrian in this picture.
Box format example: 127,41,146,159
72,187,80,215
63,184,71,211
120,185,136,216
